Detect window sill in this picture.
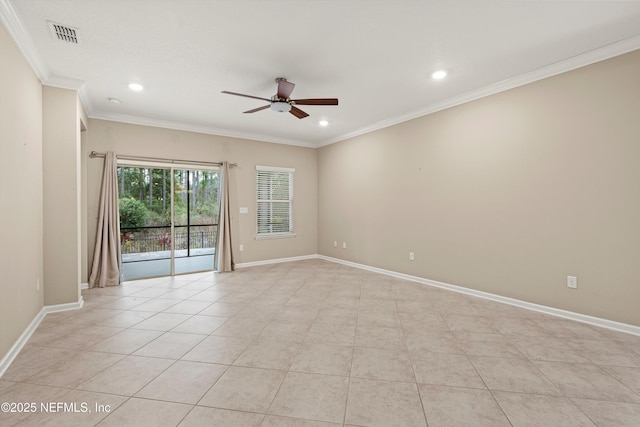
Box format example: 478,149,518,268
255,232,296,240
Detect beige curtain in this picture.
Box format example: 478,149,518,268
89,152,121,287
215,161,234,272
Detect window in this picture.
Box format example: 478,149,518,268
256,165,295,238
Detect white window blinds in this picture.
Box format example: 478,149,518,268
256,165,295,238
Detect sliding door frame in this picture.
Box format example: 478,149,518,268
117,159,220,278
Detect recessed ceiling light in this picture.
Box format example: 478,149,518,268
128,82,144,91
108,97,121,104
431,70,447,80
319,120,329,127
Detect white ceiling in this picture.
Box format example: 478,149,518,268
4,0,640,147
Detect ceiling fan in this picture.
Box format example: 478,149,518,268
221,78,338,119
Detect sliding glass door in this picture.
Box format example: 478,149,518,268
173,169,219,275
118,164,219,280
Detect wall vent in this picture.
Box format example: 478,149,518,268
48,21,80,44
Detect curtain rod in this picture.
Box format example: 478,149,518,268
89,151,237,168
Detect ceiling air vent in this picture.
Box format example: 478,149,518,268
47,21,80,44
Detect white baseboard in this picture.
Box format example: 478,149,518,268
235,254,319,269
3,254,637,380
44,297,84,314
0,297,84,378
230,252,640,335
0,309,45,378
81,282,89,290
316,255,640,337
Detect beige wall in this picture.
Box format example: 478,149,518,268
42,86,83,305
319,50,640,326
84,119,318,273
0,23,44,357
3,13,638,371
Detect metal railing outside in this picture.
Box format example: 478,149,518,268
120,224,217,262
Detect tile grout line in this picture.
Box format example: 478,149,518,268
342,284,361,426
397,298,430,427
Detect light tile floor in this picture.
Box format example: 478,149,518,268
1,259,640,426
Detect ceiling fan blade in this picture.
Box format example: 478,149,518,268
243,105,270,114
277,80,295,99
289,106,309,119
291,98,339,105
222,91,270,102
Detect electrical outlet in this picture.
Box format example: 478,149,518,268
567,276,577,289
239,244,244,252
342,242,347,249
409,252,415,261
36,278,40,291
333,241,337,247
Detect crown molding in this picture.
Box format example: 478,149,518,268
0,0,48,81
89,112,318,149
91,35,640,149
1,1,92,113
43,74,85,90
318,35,640,147
4,0,639,150
77,84,93,115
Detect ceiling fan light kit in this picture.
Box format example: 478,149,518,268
270,101,291,113
222,77,338,119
